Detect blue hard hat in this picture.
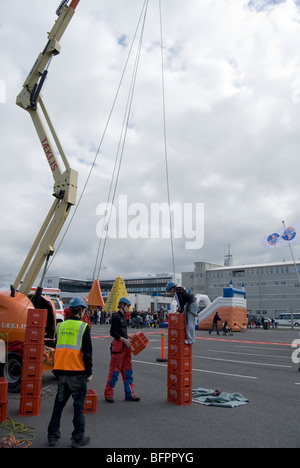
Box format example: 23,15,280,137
166,282,177,292
118,296,131,306
69,297,87,308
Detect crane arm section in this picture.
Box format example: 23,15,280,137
14,1,81,296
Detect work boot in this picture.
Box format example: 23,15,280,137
125,396,140,402
48,438,58,447
71,437,91,449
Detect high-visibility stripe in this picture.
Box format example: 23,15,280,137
56,322,86,350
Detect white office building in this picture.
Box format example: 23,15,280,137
182,261,300,319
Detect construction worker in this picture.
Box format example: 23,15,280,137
166,282,198,344
47,297,93,449
104,297,140,403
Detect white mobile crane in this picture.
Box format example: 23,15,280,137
0,0,81,391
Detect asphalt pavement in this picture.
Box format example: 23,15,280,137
2,324,300,450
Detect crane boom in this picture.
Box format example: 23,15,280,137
14,1,81,295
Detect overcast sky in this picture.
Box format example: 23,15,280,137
1,0,300,289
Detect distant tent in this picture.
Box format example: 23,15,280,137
87,279,105,309
103,275,131,314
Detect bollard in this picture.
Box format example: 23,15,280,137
156,332,167,362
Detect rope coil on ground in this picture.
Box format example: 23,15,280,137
0,415,36,448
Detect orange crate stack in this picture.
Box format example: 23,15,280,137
167,314,192,406
21,361,44,380
20,378,43,398
168,313,186,330
19,309,47,417
0,377,8,422
168,356,192,374
168,342,191,358
168,372,192,389
26,309,48,327
167,387,193,406
168,328,187,344
23,343,44,362
19,397,41,417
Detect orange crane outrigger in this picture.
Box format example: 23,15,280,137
0,0,81,391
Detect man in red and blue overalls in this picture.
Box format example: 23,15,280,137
104,297,140,403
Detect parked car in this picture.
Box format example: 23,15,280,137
275,313,300,328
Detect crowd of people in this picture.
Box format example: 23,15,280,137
87,308,169,328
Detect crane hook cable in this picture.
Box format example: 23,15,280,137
47,0,176,280
159,0,176,281
94,0,149,280
46,0,150,277
94,0,177,281
47,0,177,282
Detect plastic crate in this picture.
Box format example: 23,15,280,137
20,378,42,398
21,361,43,380
0,401,8,422
84,390,98,414
167,388,192,406
19,397,41,417
131,332,150,356
168,343,191,359
168,357,192,374
25,326,45,344
168,328,187,344
23,343,44,362
168,313,186,330
27,309,47,327
0,378,8,404
168,372,192,390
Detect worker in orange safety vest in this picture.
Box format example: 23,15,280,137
47,297,93,449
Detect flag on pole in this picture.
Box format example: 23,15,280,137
261,222,300,249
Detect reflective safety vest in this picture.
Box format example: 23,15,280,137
54,319,88,372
